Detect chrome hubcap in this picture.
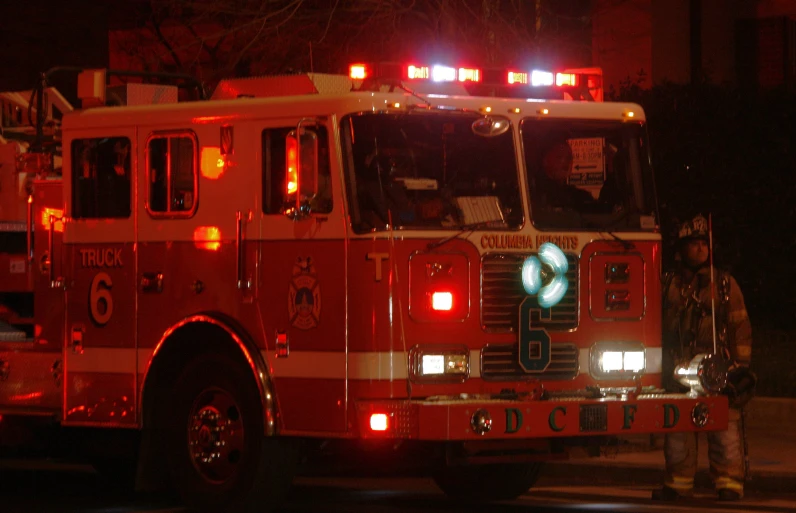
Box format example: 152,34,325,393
188,388,245,483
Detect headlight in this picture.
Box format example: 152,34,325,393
590,342,646,379
675,353,728,395
410,345,469,383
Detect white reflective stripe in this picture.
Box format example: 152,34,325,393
645,347,662,373
67,347,663,378
266,351,406,380
139,348,155,373
714,477,744,491
349,351,408,380
665,476,695,490
469,350,481,378
266,351,347,379
66,347,153,374
578,348,590,374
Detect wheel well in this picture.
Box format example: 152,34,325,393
135,318,274,492
141,320,270,430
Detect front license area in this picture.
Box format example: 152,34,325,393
426,396,729,440
358,395,729,440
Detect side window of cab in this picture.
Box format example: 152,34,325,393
261,126,332,215
71,137,132,219
146,131,198,217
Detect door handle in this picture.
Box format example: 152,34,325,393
141,272,164,293
236,211,252,290
47,214,64,289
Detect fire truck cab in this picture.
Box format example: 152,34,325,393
0,64,729,511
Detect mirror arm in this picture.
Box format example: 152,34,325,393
295,117,320,214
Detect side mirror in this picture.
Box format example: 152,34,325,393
471,116,510,137
284,125,319,219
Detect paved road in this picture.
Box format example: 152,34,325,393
2,464,795,513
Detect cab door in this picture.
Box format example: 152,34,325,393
62,130,138,426
259,119,348,433
135,125,258,368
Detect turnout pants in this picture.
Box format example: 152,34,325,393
663,408,745,496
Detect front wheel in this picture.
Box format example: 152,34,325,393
433,462,542,501
167,353,296,513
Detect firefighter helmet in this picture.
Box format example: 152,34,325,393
677,214,709,241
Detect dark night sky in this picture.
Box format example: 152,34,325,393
0,1,110,93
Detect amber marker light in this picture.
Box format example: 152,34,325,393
201,147,225,180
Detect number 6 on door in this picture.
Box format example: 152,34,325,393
89,272,114,326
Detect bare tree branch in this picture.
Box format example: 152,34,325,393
113,0,591,85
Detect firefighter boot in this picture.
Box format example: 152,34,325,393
651,486,687,501
657,432,698,500
709,410,745,501
717,488,742,501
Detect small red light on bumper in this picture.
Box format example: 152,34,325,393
369,413,389,432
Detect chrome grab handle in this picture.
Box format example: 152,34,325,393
48,215,54,285
47,214,64,289
26,196,33,289
236,211,244,289
47,215,61,288
26,196,33,261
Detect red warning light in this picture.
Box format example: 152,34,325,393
370,413,389,431
350,64,368,80
431,291,454,311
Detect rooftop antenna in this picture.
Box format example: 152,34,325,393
708,213,718,356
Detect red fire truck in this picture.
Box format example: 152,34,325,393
0,63,729,511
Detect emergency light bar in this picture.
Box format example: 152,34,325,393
352,63,584,88
348,64,481,82
405,64,481,83
349,62,603,101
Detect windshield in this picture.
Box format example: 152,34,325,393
341,112,523,232
521,119,657,231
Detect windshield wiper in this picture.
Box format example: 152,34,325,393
583,212,636,251
603,230,634,251
394,83,433,108
426,221,497,251
583,213,635,251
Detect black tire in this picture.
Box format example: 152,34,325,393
432,462,542,501
167,353,296,513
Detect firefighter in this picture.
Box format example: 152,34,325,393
533,139,594,213
653,214,753,502
362,142,445,226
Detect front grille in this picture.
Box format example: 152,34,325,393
481,343,579,381
481,253,579,332
579,404,608,433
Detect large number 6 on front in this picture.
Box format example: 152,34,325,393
518,296,551,372
89,272,114,326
